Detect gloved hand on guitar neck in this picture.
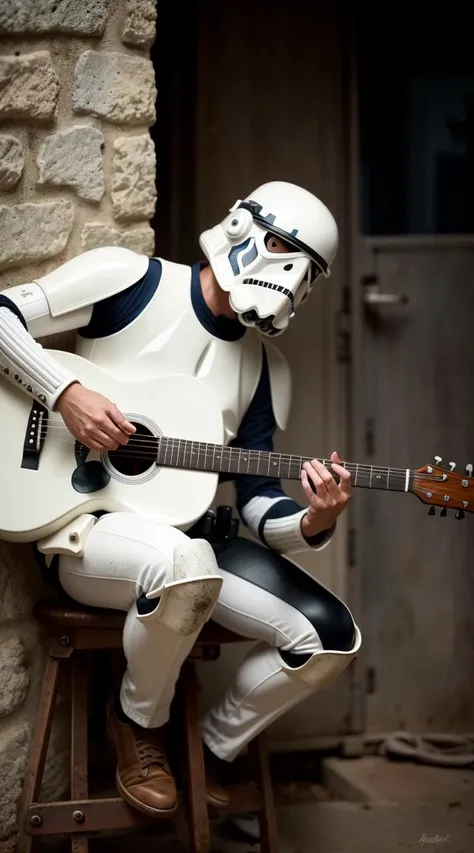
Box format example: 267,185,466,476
56,381,136,451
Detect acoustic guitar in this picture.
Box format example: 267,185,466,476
0,350,471,542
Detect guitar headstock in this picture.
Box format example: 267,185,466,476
412,457,473,518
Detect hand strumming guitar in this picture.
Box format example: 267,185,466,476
56,382,136,451
300,450,352,538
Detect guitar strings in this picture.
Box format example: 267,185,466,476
33,426,411,470
32,424,410,468
29,427,447,474
31,426,439,477
22,443,448,490
26,428,448,482
29,434,442,479
30,426,420,468
28,426,462,479
30,441,417,480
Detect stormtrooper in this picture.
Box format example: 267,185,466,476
0,181,361,818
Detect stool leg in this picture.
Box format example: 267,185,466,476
249,734,279,853
182,662,211,853
18,650,61,850
70,653,89,853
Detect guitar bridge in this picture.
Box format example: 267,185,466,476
21,401,48,470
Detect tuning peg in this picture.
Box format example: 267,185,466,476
466,463,473,478
455,510,465,520
428,507,436,515
440,507,447,517
434,455,442,465
449,461,456,471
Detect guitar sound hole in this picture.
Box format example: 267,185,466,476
108,423,158,476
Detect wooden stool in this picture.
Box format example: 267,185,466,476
19,598,279,853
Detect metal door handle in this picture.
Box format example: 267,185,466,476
362,275,408,306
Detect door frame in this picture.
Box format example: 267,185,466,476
346,16,474,739
344,21,369,738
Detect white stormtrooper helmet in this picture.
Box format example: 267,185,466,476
199,180,339,336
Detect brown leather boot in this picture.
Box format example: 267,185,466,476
107,697,178,819
203,742,230,809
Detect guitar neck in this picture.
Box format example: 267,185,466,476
156,437,412,493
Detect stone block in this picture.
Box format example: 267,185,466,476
0,723,29,840
0,0,108,35
122,0,157,48
0,638,29,718
40,692,70,801
0,201,74,270
0,135,24,190
38,126,105,202
0,51,59,122
0,543,40,624
112,135,156,222
118,225,155,255
73,51,156,125
81,222,155,255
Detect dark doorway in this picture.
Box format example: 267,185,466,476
150,2,199,262
357,2,474,235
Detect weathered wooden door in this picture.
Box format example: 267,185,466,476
349,10,474,733
158,0,357,747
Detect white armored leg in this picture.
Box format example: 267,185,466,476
57,513,223,731
202,627,361,762
121,538,222,729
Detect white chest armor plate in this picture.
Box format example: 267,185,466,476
75,259,263,443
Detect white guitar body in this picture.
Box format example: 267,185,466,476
0,351,224,542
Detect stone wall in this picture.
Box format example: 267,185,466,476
0,2,157,848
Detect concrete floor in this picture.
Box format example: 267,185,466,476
278,755,474,853
42,755,474,853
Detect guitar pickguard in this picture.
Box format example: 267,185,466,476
71,461,111,494
72,442,110,494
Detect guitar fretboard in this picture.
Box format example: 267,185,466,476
155,437,411,493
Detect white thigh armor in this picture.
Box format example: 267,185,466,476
280,624,362,688
142,537,223,636
120,535,223,729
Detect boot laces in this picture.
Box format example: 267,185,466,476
135,733,168,771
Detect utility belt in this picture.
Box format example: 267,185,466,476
187,505,240,543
